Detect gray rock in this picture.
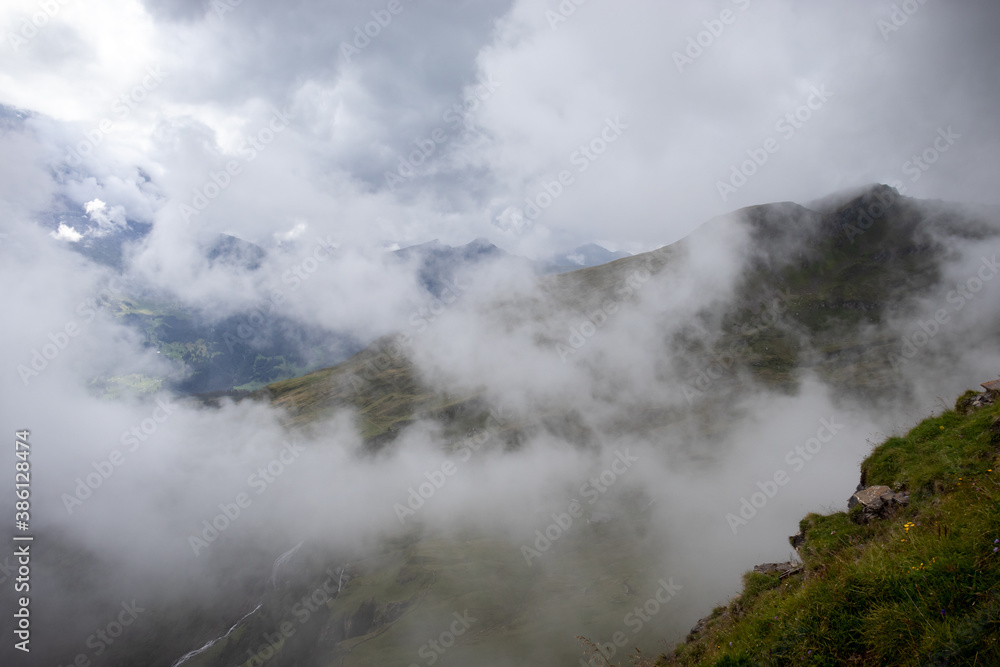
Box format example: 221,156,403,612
789,530,806,551
848,485,891,509
849,485,909,522
753,561,801,578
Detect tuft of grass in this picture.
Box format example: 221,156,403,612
661,394,1000,666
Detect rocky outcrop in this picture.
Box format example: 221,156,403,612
789,529,806,552
373,600,408,628
319,597,412,648
343,598,378,639
849,485,909,523
686,613,716,640
957,390,996,413
752,562,802,578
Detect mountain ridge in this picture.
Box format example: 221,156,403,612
659,385,1000,665
254,184,1000,439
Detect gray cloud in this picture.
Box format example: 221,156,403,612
3,0,1000,663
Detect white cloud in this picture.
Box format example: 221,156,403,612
274,220,307,243
83,197,127,235
50,222,82,242
83,198,106,215
1,1,999,661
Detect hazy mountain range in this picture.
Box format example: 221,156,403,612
5,3,1000,664
51,220,633,395
9,184,1000,666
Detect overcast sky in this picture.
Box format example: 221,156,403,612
1,0,998,259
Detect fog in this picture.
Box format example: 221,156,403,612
2,0,1000,665
3,193,999,664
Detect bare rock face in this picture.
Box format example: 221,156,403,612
959,391,996,413
687,615,709,639
956,383,999,413
752,562,798,576
751,562,803,582
849,485,909,522
319,597,411,650
789,529,806,552
343,599,378,639
848,485,891,509
373,600,408,628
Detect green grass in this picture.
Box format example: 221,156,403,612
89,373,165,398
179,518,662,667
660,394,1000,666
258,188,975,444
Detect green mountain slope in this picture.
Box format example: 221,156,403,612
257,185,999,440
94,185,1000,667
660,388,1000,666
175,515,664,667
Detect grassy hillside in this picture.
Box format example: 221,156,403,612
258,186,999,442
173,511,663,666
34,187,1000,667
659,389,1000,666
162,186,1000,667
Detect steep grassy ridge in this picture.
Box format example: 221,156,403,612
661,391,1000,666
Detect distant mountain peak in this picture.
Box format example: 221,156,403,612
538,243,631,274
805,183,901,215
205,233,266,271
390,237,507,296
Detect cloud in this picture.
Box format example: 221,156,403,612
82,197,128,236
274,220,307,244
50,222,82,242
5,0,998,259
2,0,1000,663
